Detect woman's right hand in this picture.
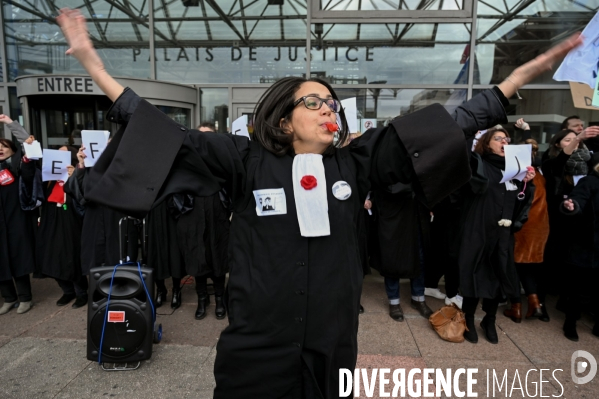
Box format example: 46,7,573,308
77,145,87,167
563,199,575,211
577,125,599,141
24,136,35,145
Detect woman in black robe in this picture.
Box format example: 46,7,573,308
458,127,535,344
65,146,139,274
0,134,39,315
25,145,88,309
56,9,581,398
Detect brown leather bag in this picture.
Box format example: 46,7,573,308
428,303,467,343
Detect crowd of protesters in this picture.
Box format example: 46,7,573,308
2,113,598,346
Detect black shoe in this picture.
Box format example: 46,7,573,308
215,295,226,320
480,316,498,344
72,295,88,309
563,322,579,342
195,295,210,320
359,304,364,314
154,290,167,308
389,304,404,322
464,316,478,343
539,303,550,322
410,299,433,318
171,288,182,309
56,294,76,306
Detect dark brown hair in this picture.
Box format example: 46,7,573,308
474,127,509,155
197,122,216,131
560,115,581,130
252,77,349,156
0,138,17,154
548,129,577,159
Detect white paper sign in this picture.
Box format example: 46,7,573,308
554,11,599,89
500,144,532,183
23,140,43,160
82,130,109,167
361,119,377,132
42,149,71,182
341,97,358,133
232,115,250,139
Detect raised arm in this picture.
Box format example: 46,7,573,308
497,33,582,99
0,114,33,144
56,8,124,102
454,33,583,137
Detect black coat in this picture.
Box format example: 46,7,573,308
457,153,532,299
0,152,38,281
563,171,599,268
82,87,506,399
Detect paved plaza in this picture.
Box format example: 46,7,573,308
0,273,598,398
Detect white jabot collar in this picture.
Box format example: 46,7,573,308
292,154,330,237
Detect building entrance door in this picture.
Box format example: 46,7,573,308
27,94,113,148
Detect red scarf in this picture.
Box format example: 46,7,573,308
48,181,65,204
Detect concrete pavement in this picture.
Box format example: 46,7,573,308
1,273,598,398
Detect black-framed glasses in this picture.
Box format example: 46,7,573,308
492,136,511,143
293,96,341,113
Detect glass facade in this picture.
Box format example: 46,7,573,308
1,0,598,144
4,0,151,80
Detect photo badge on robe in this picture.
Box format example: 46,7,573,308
253,188,287,216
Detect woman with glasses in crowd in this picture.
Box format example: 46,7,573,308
56,8,580,397
458,127,536,344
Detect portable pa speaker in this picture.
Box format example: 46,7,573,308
87,265,159,363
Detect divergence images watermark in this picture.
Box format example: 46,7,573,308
339,350,597,398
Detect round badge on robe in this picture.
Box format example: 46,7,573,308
332,181,352,200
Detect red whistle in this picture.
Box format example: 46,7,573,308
526,166,534,172
325,122,339,132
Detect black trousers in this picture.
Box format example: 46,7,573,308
0,275,32,302
196,274,225,296
56,276,89,297
462,296,500,318
156,277,182,292
564,265,599,325
510,263,545,304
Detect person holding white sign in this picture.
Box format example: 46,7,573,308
56,8,582,396
22,142,89,309
458,127,536,345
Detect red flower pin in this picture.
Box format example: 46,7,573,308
300,175,317,190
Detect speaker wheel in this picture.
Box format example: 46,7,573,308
153,323,162,344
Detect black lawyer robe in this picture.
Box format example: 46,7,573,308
82,88,506,398
457,154,532,299
368,183,430,280
65,167,139,274
0,152,37,281
33,178,83,282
